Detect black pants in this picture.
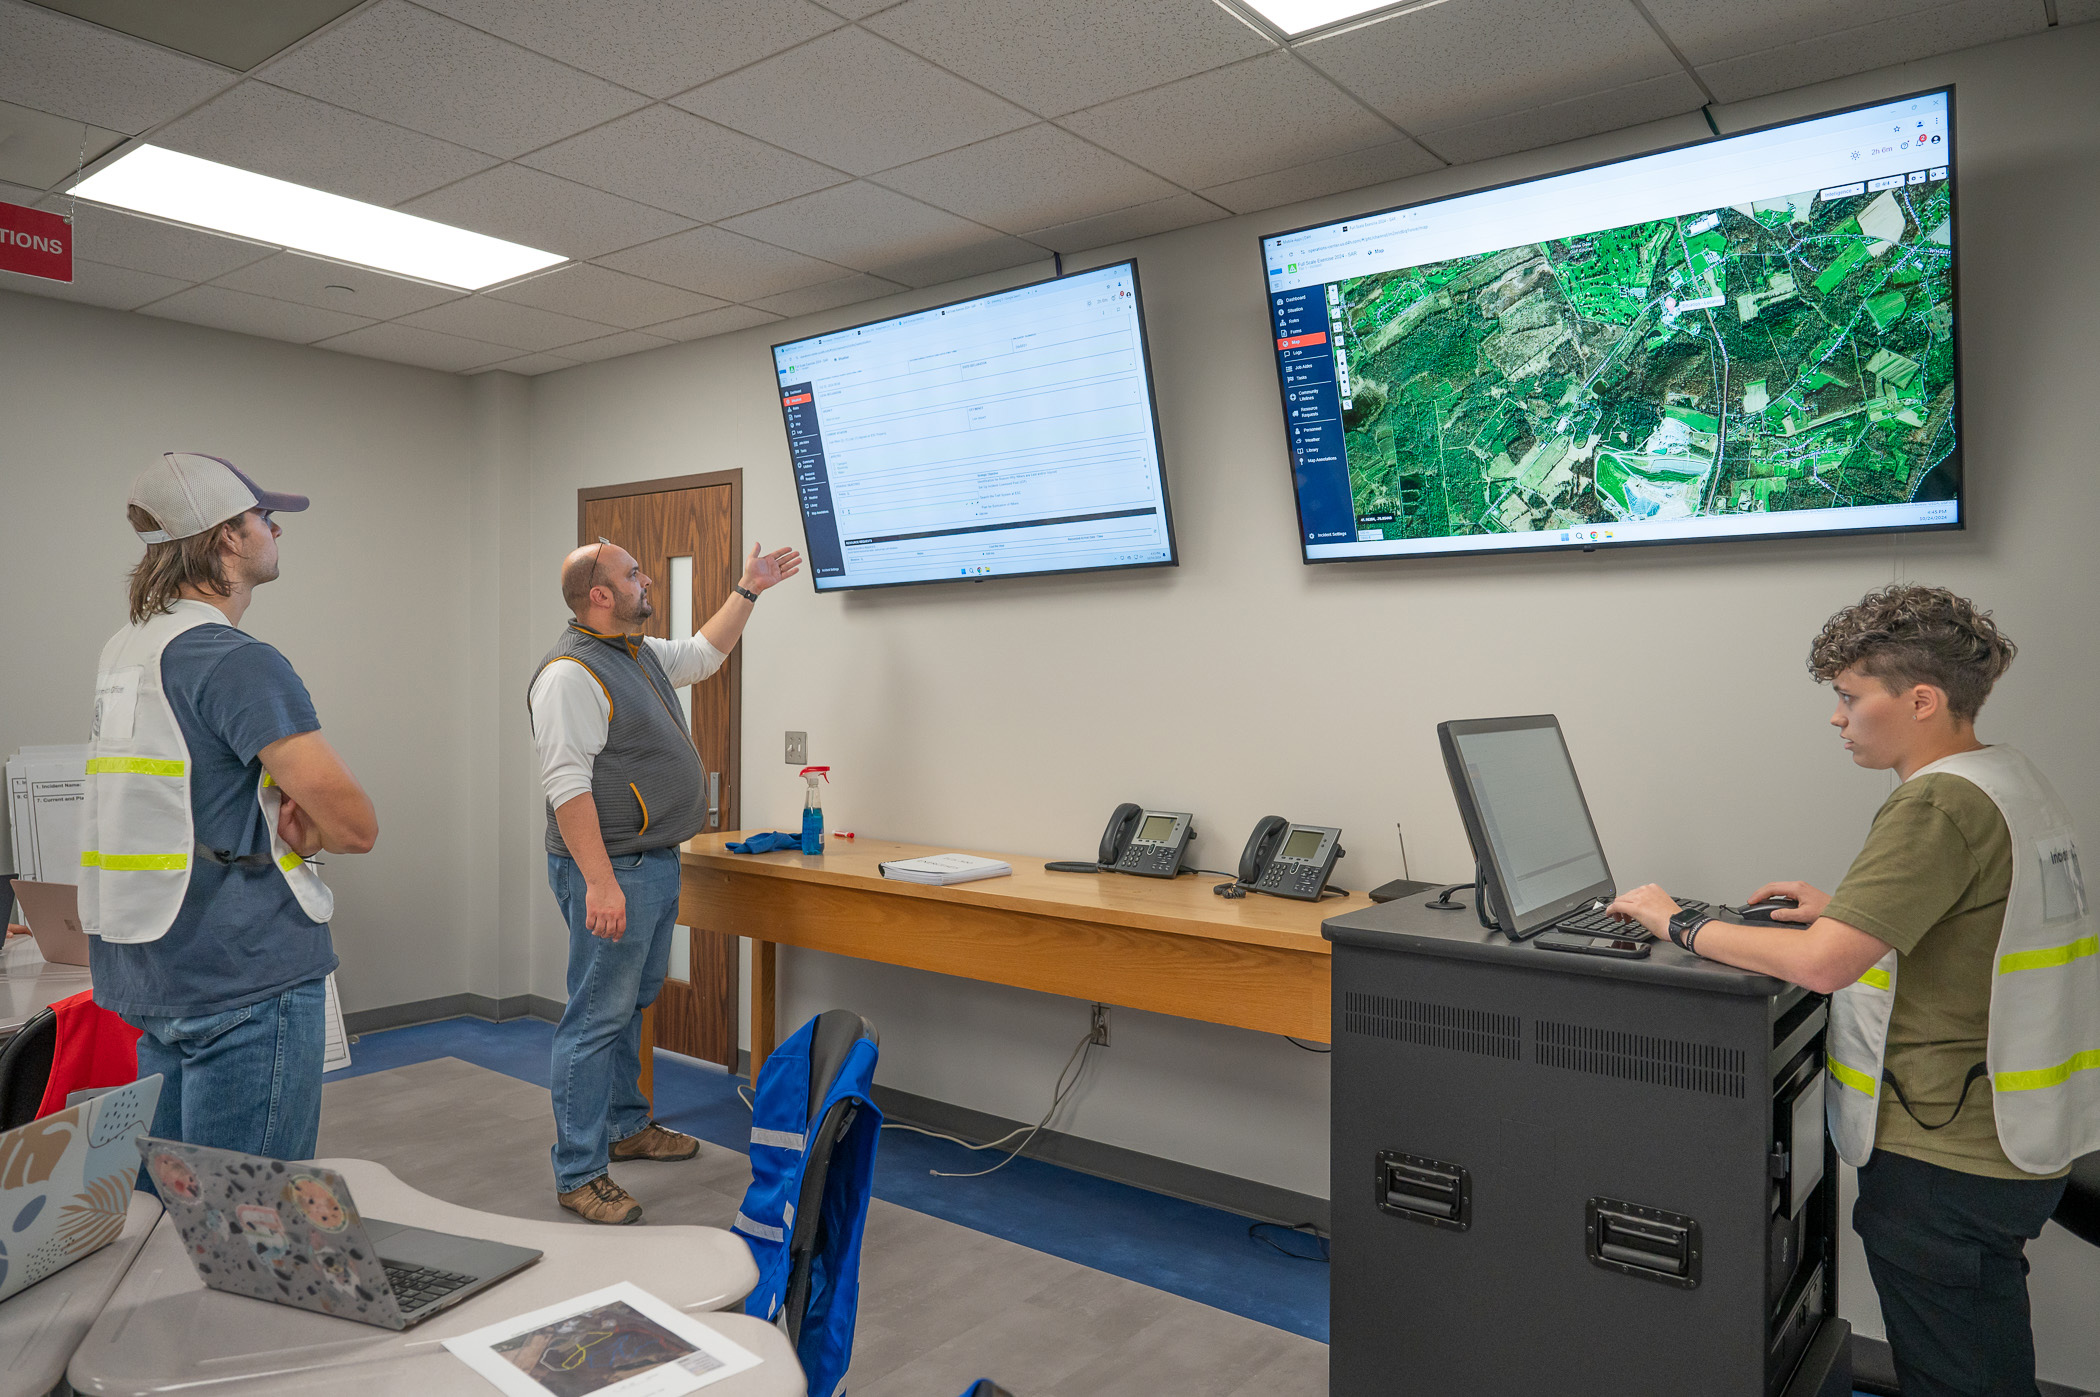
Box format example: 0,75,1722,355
1853,1150,2068,1397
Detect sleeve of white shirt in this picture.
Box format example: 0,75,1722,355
646,633,728,687
528,662,611,810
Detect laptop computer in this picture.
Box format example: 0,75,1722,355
139,1138,542,1330
0,1074,163,1304
8,879,91,966
1437,714,1709,944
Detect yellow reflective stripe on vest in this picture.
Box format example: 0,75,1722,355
80,850,189,871
85,756,186,777
1828,1054,1878,1096
1857,967,1891,991
1999,936,2099,976
278,852,304,872
1995,1050,2100,1094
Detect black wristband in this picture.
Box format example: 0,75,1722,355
732,583,758,602
1682,916,1712,957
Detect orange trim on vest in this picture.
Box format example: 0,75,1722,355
631,783,649,834
539,655,613,717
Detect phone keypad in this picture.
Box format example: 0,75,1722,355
1117,845,1181,877
1257,862,1324,899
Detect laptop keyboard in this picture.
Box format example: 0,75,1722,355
382,1261,475,1312
1556,898,1708,938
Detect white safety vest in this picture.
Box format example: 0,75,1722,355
79,600,333,943
1826,745,2100,1174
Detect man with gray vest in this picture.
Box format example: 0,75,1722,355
530,536,800,1223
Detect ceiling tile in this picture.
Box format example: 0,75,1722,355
521,104,846,223
720,181,999,271
869,234,1045,289
672,27,1033,176
0,97,123,189
809,0,892,15
211,251,465,319
47,200,275,280
400,163,692,259
1019,191,1229,255
1687,0,2046,104
1643,0,2023,64
24,0,366,71
488,262,724,330
750,272,905,318
866,0,1274,118
396,295,618,351
645,303,783,341
595,224,844,299
1419,70,1705,165
260,0,648,159
469,351,578,375
1058,51,1395,191
140,283,375,343
874,124,1179,236
1297,0,1682,134
554,328,675,362
0,256,188,310
2061,0,2099,19
317,319,513,371
1198,135,1442,215
0,0,232,133
417,0,842,99
154,81,498,206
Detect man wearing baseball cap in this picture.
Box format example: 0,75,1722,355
81,452,377,1161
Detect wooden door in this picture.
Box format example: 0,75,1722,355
579,473,742,1070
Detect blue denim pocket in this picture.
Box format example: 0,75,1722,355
146,1003,258,1046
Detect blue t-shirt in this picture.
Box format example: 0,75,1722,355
90,623,339,1019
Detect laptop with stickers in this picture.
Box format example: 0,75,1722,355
0,1074,162,1304
139,1138,540,1329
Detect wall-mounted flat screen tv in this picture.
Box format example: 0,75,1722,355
1261,87,1960,562
772,260,1177,592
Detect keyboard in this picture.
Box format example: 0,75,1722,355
382,1260,476,1313
1554,898,1709,939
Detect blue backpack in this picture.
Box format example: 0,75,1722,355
732,1012,881,1397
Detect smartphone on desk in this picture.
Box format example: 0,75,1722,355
1533,930,1650,959
1232,817,1344,900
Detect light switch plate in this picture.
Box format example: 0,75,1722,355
786,731,807,764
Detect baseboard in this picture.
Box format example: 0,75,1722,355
342,992,562,1035
1850,1334,2091,1397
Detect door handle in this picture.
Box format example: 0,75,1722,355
708,772,720,829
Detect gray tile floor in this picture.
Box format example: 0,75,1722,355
319,1058,1327,1396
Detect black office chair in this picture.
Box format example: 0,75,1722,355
0,1005,58,1131
781,1009,879,1347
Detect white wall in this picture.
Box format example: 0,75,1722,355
524,22,2100,1385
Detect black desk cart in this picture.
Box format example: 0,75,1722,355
1323,898,1851,1397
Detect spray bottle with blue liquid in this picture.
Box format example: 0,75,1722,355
799,766,829,854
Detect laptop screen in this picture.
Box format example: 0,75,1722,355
1441,716,1614,936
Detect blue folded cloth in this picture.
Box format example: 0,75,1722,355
726,832,803,854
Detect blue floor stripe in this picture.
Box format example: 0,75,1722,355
329,1016,1331,1340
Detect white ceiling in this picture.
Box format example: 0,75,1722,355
0,0,2076,376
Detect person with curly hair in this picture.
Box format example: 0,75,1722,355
1606,583,2098,1397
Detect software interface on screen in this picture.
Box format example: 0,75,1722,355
773,262,1175,591
1263,90,1958,561
1454,725,1610,925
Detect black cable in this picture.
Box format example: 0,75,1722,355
1424,881,1473,912
1284,1037,1331,1054
1249,1220,1329,1262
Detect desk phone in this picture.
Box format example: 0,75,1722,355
1043,804,1196,878
1232,817,1344,901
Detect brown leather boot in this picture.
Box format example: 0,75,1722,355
610,1122,701,1162
558,1175,642,1225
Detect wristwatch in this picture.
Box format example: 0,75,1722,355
1666,909,1713,953
732,583,759,602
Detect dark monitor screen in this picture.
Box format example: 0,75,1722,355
1439,715,1614,938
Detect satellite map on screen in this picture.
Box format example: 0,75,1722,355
1331,177,1956,541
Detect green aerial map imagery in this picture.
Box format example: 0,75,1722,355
1333,177,1956,540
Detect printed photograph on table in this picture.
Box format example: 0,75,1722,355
445,1281,763,1397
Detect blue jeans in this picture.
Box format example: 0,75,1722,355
127,977,329,1163
547,848,679,1193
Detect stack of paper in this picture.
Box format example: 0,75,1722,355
7,745,88,881
878,852,1012,886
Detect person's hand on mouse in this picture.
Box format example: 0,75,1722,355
1605,883,1682,939
1744,881,1827,923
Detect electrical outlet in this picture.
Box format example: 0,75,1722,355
785,731,806,765
1090,1004,1110,1047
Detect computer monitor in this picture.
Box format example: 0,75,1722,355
771,260,1178,592
1263,87,1960,562
1438,715,1614,940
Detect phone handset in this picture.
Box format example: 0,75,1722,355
1098,802,1144,867
1216,818,1347,901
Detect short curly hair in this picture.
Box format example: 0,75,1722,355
1807,584,2016,723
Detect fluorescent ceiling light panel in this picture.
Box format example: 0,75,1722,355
1232,0,1447,38
69,146,564,290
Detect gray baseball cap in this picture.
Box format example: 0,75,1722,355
128,452,310,542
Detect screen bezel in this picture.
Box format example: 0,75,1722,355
1260,84,1963,566
769,257,1180,594
1436,714,1616,941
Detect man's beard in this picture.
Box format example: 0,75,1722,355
614,589,653,625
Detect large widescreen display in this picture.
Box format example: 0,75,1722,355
772,260,1177,592
1262,88,1960,562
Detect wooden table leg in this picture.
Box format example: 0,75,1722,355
749,938,777,1085
638,1003,655,1105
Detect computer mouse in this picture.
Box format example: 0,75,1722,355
1733,895,1800,924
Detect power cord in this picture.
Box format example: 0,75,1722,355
879,1028,1099,1179
1249,1220,1329,1262
1284,1037,1331,1054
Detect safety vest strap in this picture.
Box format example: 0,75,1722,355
1996,1049,2100,1095
81,850,189,871
1857,966,1891,991
85,756,186,777
1999,935,2098,976
1827,1054,1878,1097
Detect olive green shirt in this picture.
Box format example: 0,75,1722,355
1823,772,2066,1180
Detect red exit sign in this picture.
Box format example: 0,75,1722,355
0,201,73,283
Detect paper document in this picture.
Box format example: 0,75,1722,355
7,746,89,883
322,973,351,1072
443,1280,763,1397
878,852,1013,886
